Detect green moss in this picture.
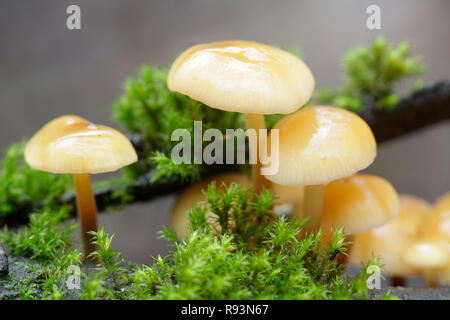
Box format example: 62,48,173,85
1,184,395,300
0,142,73,219
314,36,426,112
0,207,75,261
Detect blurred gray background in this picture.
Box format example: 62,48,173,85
0,1,449,267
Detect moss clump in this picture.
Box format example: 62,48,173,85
0,142,72,219
0,207,81,300
314,36,426,112
1,183,395,300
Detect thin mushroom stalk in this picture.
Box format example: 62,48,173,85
244,113,272,193
302,184,324,231
423,270,438,288
73,173,98,260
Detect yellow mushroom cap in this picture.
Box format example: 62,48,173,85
321,174,399,235
25,115,138,174
167,40,315,114
264,106,376,186
349,194,430,276
401,242,449,269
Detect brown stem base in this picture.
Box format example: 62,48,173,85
391,276,406,287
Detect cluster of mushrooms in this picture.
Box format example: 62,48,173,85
23,40,449,286
167,40,450,287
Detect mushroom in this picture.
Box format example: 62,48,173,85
401,241,449,288
170,173,303,240
25,115,137,259
167,40,315,192
413,192,450,286
349,194,430,286
263,106,377,231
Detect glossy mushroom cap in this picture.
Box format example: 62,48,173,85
401,242,449,269
349,194,430,276
25,115,138,174
321,174,399,235
170,173,252,240
264,106,376,186
168,40,315,114
170,173,303,239
271,184,304,216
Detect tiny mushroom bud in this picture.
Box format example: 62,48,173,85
319,174,399,265
168,40,315,192
263,106,377,231
25,115,137,259
349,194,430,284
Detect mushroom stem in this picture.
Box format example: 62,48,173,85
303,184,324,231
391,276,406,287
423,270,438,288
243,113,272,193
73,173,98,260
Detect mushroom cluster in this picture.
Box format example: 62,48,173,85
168,41,395,244
21,40,447,291
349,192,450,287
168,40,449,289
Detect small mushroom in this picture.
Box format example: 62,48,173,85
319,174,399,264
349,194,430,285
168,40,315,192
401,241,449,288
25,115,137,259
263,106,377,231
415,192,450,286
